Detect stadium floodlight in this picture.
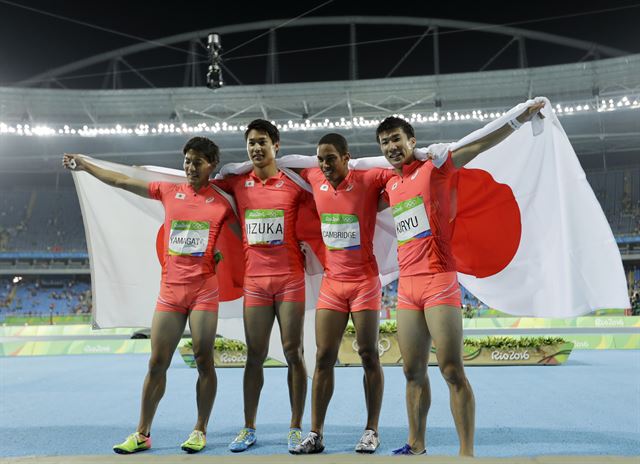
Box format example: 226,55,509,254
206,33,223,90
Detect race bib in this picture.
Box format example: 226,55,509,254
168,220,209,256
245,209,284,245
392,196,431,245
321,213,360,250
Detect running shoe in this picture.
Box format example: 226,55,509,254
391,443,426,455
288,428,303,452
229,427,256,452
113,432,151,454
290,431,325,454
181,430,206,453
355,429,380,453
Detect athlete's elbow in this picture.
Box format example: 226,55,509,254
113,177,133,190
112,178,126,189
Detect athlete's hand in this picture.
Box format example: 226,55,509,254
516,101,545,124
418,143,449,165
62,154,85,171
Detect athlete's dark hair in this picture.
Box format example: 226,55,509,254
182,137,220,164
244,119,280,144
317,133,349,155
375,117,415,143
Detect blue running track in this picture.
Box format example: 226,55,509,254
1,350,638,457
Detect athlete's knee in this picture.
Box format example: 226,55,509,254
358,344,380,370
439,360,466,387
148,353,172,375
282,340,303,366
315,347,338,371
192,346,214,372
246,345,268,367
402,359,427,383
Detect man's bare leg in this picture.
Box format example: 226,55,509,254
426,305,475,457
242,305,276,429
396,309,431,453
188,309,219,433
275,300,307,428
352,310,384,432
311,309,350,435
137,311,188,435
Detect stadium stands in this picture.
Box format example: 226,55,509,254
586,167,640,235
0,276,91,315
0,189,85,252
0,191,30,252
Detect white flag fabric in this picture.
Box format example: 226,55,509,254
73,161,174,329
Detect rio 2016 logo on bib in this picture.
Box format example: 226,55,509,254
392,196,431,245
245,209,284,246
168,220,209,256
321,213,360,250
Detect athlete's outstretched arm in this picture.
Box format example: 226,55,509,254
450,101,545,169
63,154,150,198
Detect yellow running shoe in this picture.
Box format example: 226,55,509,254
288,428,302,452
181,430,206,453
113,432,151,454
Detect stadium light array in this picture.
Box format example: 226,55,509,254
0,95,638,138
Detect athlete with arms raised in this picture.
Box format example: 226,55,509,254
63,137,240,454
376,101,545,456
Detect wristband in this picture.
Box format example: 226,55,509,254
507,118,523,131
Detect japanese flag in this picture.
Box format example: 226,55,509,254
400,98,629,317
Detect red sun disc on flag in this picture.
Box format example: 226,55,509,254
451,168,521,278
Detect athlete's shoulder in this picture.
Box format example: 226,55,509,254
217,172,255,191
362,167,395,184
150,180,179,189
148,181,171,200
383,171,401,188
278,171,307,193
156,181,185,194
417,158,432,169
208,182,227,197
228,172,253,184
348,169,370,185
207,185,235,213
301,167,323,184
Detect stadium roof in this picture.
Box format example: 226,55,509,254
13,16,629,90
0,54,638,175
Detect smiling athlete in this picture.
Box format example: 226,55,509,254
63,137,240,455
215,120,309,453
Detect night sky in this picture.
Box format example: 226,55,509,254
1,0,639,88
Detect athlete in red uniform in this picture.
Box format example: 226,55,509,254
289,133,394,454
63,137,240,454
215,120,308,453
377,101,545,457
